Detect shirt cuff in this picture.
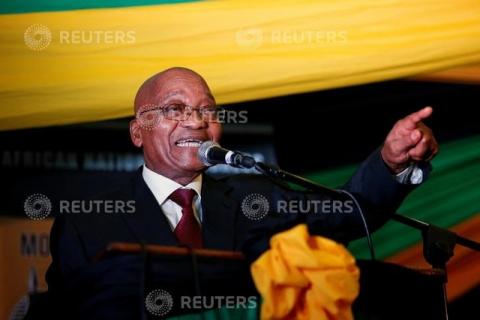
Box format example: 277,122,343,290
395,163,429,185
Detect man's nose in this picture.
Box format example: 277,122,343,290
180,110,208,129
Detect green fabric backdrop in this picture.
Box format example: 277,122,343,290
306,134,480,259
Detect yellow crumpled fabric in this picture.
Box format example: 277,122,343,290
251,224,360,320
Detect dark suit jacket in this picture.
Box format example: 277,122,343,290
42,149,419,319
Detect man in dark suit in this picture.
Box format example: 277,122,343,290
44,67,438,318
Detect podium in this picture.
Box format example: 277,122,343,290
26,243,446,320
353,260,445,320
93,243,447,319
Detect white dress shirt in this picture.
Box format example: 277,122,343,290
142,165,203,230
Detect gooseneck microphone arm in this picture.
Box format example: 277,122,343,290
253,161,376,260
254,162,480,253
254,162,342,199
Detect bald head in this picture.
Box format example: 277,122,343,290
134,67,213,113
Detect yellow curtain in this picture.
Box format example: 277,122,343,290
1,0,480,130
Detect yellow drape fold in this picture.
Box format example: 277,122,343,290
251,224,360,320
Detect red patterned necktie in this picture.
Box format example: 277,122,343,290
168,188,203,248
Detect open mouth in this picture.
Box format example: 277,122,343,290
174,138,206,148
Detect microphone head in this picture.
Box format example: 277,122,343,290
198,140,220,166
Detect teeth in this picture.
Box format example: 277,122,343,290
176,139,203,147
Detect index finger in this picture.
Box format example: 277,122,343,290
403,106,433,130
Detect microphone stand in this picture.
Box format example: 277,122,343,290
253,161,480,320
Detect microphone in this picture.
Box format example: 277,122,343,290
198,141,256,168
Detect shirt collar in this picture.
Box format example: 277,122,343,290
142,164,202,205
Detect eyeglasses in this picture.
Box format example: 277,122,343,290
136,103,224,128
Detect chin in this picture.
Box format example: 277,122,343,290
178,159,206,173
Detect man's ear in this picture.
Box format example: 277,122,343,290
130,119,143,147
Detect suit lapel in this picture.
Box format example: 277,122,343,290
122,169,238,250
201,174,238,250
122,168,179,246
